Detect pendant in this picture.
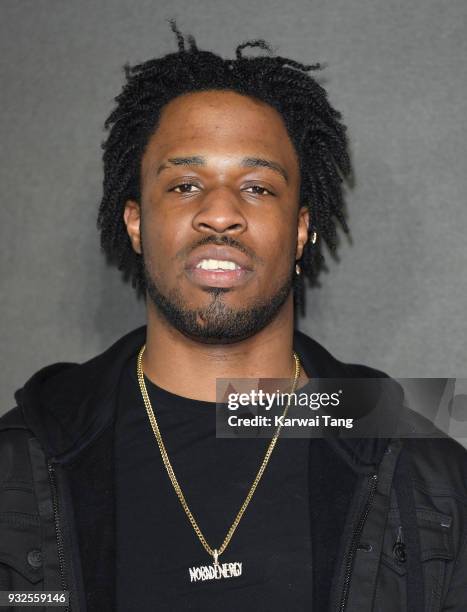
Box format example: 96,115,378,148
188,550,243,583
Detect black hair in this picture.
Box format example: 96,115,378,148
97,20,351,314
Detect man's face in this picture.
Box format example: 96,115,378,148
124,90,309,344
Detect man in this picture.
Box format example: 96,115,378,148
1,22,466,612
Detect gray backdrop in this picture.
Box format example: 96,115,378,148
1,0,466,417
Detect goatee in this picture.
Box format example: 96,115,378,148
143,262,294,345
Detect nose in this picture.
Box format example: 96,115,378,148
192,186,247,236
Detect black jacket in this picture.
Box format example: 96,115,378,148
1,326,467,611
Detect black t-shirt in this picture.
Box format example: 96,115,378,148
115,354,314,611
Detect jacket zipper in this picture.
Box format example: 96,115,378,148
48,461,71,612
339,472,378,612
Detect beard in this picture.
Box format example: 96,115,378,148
143,259,294,345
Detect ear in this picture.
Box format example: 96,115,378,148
296,205,310,260
123,200,142,255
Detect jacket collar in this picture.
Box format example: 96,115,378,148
15,325,397,469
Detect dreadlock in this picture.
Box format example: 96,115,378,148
97,20,351,314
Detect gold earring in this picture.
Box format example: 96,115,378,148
311,231,317,245
295,263,301,275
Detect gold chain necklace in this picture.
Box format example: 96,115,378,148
136,345,301,581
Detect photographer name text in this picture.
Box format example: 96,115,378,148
227,414,353,429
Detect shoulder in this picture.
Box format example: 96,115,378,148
293,328,392,380
296,331,467,506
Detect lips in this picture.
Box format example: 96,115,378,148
184,245,254,289
185,246,253,271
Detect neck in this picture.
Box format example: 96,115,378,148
142,294,308,402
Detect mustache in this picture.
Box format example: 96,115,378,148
183,235,257,263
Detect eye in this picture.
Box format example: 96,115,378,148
243,185,275,196
169,183,201,194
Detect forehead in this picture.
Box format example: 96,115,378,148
142,90,299,174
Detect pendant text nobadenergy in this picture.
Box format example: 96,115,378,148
188,561,243,582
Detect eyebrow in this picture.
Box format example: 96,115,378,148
242,157,289,183
156,156,289,183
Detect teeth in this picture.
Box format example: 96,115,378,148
196,259,241,271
